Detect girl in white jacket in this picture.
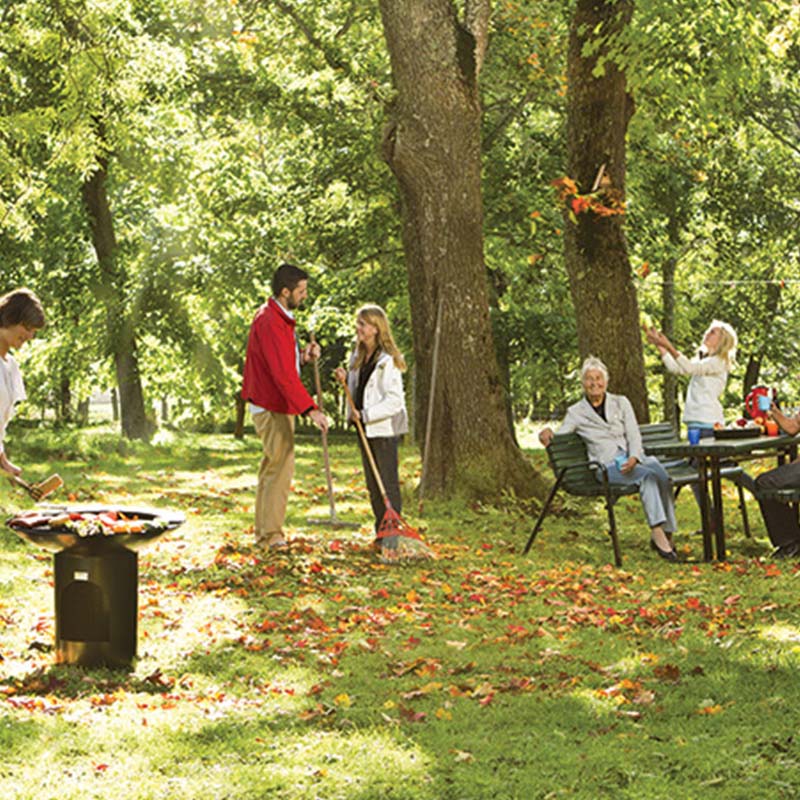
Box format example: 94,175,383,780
644,319,746,521
645,320,737,431
335,305,408,534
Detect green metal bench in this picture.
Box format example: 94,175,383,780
524,422,750,566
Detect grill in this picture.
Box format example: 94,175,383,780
8,504,185,669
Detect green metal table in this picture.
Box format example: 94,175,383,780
644,433,799,561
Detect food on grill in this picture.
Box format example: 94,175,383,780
7,508,169,537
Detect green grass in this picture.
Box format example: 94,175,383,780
1,425,799,799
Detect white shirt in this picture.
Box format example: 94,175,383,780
661,352,728,426
0,354,26,454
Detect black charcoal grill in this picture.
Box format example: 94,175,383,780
7,504,185,669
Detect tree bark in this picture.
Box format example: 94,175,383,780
563,0,648,419
379,0,545,499
81,154,151,441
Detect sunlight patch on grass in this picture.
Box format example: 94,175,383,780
137,587,249,670
2,718,434,800
759,623,800,644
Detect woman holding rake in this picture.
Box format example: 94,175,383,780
334,305,408,544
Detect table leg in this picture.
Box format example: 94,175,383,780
696,458,713,562
711,456,726,561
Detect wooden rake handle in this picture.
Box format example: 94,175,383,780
338,376,390,502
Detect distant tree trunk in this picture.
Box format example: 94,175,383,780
81,153,150,441
77,398,90,426
563,0,648,420
379,0,545,499
161,396,169,423
111,387,119,422
487,268,518,445
661,255,678,427
234,394,246,439
58,375,72,424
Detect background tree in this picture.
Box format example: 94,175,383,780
379,0,546,498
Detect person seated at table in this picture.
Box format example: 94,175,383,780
539,356,680,562
753,404,800,559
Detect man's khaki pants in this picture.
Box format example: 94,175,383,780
253,410,295,545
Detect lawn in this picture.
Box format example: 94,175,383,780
1,425,799,799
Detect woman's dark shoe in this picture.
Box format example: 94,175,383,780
650,539,680,562
772,542,800,560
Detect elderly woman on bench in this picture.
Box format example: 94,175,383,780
539,356,679,563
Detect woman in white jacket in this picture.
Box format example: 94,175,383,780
335,305,408,534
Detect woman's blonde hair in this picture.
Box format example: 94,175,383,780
353,305,406,371
702,320,737,368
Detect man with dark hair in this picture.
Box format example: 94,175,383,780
242,264,329,549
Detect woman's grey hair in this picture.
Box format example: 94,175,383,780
580,356,609,382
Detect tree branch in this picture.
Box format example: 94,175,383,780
269,0,353,77
747,108,800,159
482,88,537,152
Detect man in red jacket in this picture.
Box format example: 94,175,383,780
242,264,329,549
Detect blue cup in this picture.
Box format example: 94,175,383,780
757,394,771,412
687,427,701,445
614,454,628,470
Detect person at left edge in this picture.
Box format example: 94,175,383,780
241,263,329,550
0,288,46,478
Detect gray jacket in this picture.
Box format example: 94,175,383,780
557,393,644,466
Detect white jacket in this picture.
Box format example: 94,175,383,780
557,393,644,466
662,352,727,426
346,351,408,438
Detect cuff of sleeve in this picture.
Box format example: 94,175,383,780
360,409,368,424
301,406,314,417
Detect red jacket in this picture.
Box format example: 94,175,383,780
241,298,316,415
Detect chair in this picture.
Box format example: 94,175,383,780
523,432,638,567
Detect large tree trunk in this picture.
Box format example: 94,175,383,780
81,155,151,441
379,0,545,499
563,0,648,419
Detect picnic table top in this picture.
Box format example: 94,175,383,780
644,432,800,459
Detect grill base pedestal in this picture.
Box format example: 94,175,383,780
54,546,138,669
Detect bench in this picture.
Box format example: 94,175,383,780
523,423,750,566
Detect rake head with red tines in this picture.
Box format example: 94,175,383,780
375,502,433,563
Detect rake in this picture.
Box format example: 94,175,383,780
338,376,432,563
305,331,359,529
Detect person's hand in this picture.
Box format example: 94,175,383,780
333,367,347,384
619,456,638,474
0,452,21,476
351,408,362,422
539,427,554,447
302,342,321,363
309,409,329,433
